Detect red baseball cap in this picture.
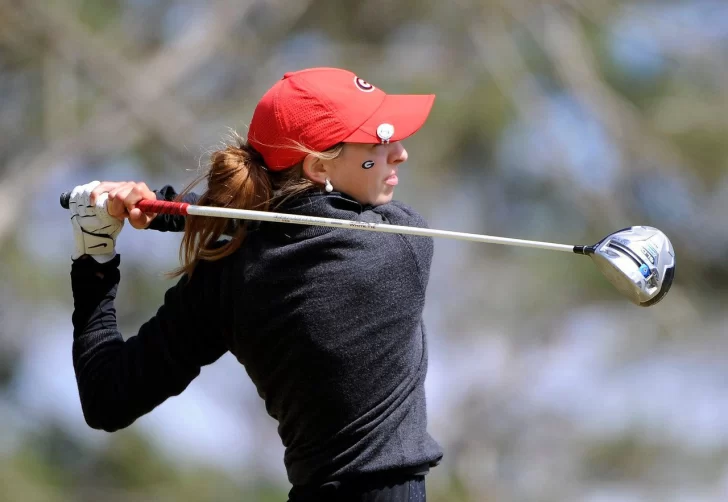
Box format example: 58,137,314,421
247,67,436,171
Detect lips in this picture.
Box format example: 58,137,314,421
385,172,398,186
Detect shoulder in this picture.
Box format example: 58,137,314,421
359,201,434,276
367,200,429,229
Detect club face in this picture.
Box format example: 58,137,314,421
588,226,676,306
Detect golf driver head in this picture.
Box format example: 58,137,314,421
586,226,675,307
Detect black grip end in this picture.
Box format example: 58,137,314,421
60,192,71,209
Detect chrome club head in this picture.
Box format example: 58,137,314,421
583,226,676,307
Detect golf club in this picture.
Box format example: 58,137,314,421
60,193,676,307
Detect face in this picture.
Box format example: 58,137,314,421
326,141,409,206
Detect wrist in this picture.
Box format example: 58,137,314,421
90,251,118,264
72,251,118,263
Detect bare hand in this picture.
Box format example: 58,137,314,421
90,181,157,229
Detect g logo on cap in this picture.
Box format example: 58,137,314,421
354,77,375,93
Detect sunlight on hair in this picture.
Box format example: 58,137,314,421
170,131,344,278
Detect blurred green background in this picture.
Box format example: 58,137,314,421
1,0,727,501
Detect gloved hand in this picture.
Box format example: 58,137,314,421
69,181,124,263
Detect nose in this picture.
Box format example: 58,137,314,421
389,142,408,165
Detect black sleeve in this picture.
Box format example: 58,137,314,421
70,254,230,432
147,185,201,232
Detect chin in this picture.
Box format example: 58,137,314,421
375,192,395,205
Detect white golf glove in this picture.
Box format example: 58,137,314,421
69,181,124,263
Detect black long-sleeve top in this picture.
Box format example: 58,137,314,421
70,187,443,487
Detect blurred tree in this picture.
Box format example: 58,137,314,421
1,0,727,501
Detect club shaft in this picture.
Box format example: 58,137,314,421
59,193,576,252
185,205,575,252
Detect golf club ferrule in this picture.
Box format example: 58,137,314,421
573,245,596,255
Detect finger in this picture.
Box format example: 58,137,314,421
123,184,145,208
80,181,100,208
107,182,133,202
122,182,154,213
90,181,126,205
94,192,111,218
128,207,155,229
107,183,135,218
69,184,85,216
77,181,100,216
70,184,84,201
124,182,155,208
133,181,155,200
125,183,157,228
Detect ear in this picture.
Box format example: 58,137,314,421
301,154,330,185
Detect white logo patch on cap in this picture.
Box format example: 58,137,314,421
354,76,375,93
377,123,394,143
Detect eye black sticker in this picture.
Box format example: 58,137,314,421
362,160,375,169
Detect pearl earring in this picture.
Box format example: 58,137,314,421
325,178,333,193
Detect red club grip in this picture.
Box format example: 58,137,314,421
137,199,189,215
60,192,189,216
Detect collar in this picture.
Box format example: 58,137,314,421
280,191,370,215
255,191,375,240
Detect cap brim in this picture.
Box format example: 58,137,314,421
344,94,435,144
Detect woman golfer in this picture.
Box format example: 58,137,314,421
68,67,443,501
